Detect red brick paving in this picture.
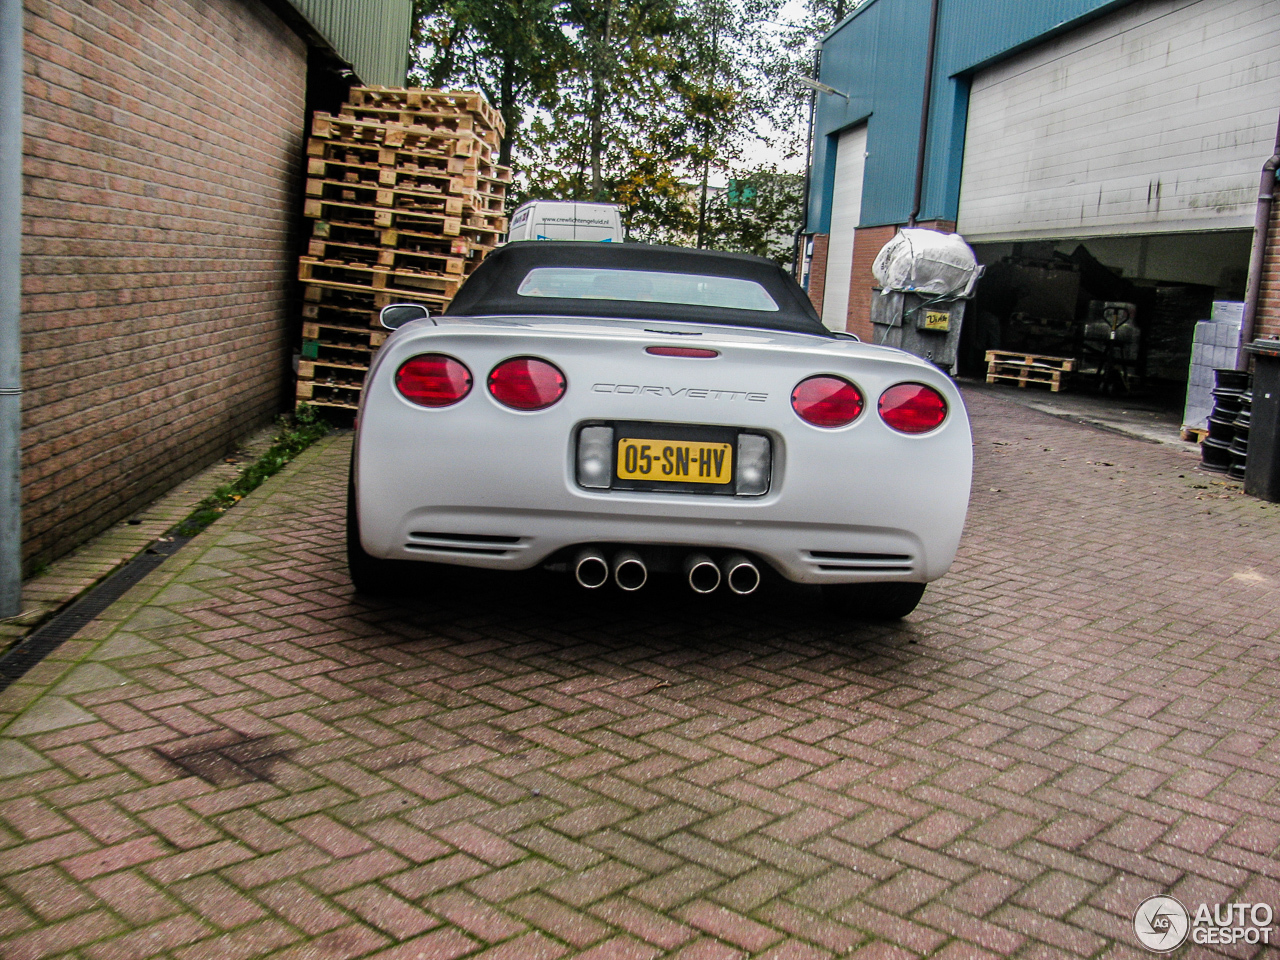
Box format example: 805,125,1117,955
1,387,1279,958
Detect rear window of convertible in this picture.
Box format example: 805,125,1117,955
515,267,780,313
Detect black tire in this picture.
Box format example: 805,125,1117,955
823,582,926,621
346,462,409,596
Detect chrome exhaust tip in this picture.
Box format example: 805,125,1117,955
573,548,609,589
613,550,648,591
684,553,721,594
721,554,760,595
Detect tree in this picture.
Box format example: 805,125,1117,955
756,0,859,162
703,167,804,264
516,0,699,239
516,0,786,240
412,0,817,243
410,0,567,166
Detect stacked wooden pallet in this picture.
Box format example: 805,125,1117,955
296,86,510,413
985,351,1076,392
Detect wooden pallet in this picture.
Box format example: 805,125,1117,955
311,219,478,258
301,301,378,331
306,156,475,192
985,351,1076,392
298,358,368,381
346,86,506,137
298,258,460,299
300,283,440,326
1180,425,1209,443
305,238,468,275
304,161,509,207
462,212,509,234
312,220,470,254
305,178,472,215
302,196,464,232
306,134,493,169
305,144,474,177
338,105,499,147
297,88,506,415
310,113,489,159
301,320,382,350
296,382,362,410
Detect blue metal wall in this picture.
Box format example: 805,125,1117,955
807,0,1135,233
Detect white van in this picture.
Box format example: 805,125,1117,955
506,201,624,243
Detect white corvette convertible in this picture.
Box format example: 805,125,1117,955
348,242,972,619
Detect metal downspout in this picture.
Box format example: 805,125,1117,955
793,47,820,281
0,0,23,618
1237,110,1280,371
907,0,941,228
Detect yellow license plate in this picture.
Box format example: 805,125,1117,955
923,309,950,331
617,438,733,484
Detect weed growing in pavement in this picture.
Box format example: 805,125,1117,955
174,405,331,537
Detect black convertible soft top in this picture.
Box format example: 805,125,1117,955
445,241,829,336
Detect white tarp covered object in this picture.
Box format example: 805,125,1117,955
872,229,982,299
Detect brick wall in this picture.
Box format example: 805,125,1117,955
844,221,957,339
806,234,829,315
1256,190,1280,340
847,225,897,339
21,0,308,569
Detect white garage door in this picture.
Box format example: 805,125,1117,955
958,0,1280,242
822,124,867,331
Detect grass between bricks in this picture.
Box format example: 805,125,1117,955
173,405,331,537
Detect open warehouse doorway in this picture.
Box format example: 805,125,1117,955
958,230,1251,405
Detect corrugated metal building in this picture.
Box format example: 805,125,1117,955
291,0,414,88
802,0,1280,384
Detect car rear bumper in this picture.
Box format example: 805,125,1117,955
380,504,939,582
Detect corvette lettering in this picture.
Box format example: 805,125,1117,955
593,383,767,402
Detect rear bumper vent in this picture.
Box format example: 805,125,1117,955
803,550,915,573
406,532,527,557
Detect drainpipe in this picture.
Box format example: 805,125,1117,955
792,47,820,281
1237,110,1280,371
907,0,941,228
0,0,22,618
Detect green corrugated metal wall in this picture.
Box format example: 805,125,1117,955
290,0,414,88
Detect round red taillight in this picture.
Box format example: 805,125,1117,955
791,375,865,427
878,383,948,433
395,354,472,407
488,357,566,410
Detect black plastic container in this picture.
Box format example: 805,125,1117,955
1203,369,1248,473
1207,416,1236,441
1231,390,1252,483
1215,369,1251,392
1202,437,1232,472
1244,342,1280,500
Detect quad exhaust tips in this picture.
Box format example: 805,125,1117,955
720,554,761,595
571,547,756,595
573,548,609,589
684,553,722,594
613,550,648,591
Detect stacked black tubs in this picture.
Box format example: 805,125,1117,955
1202,369,1250,474
1229,389,1251,481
